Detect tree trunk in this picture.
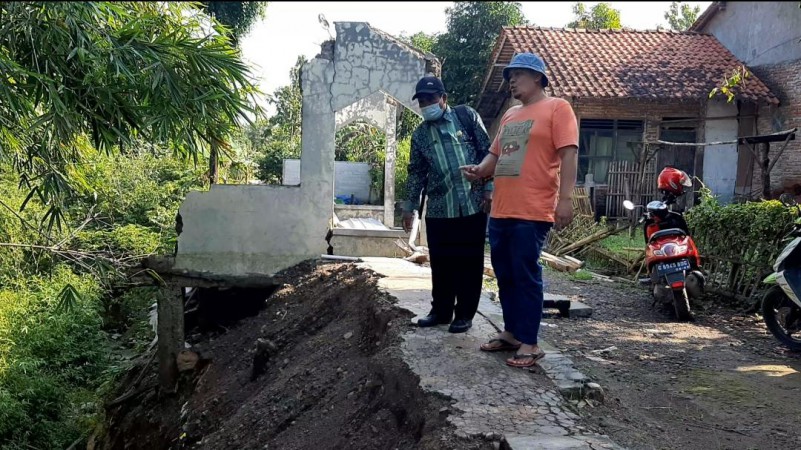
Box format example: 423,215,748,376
761,142,771,200
209,141,219,185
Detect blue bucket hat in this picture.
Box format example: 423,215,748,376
502,52,549,88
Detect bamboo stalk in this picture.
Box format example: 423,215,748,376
556,225,626,255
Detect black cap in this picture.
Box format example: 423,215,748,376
412,76,446,100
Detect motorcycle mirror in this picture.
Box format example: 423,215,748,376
779,193,798,207
623,200,636,211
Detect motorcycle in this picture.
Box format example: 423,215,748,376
760,193,801,351
623,167,705,321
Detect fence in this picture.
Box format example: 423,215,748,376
691,226,787,303
605,160,658,220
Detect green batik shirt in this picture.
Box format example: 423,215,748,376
402,105,494,218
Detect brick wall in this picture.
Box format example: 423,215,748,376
751,60,801,197
571,97,704,142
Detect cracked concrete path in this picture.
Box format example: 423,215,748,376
359,257,623,450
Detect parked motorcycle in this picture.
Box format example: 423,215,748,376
623,167,705,321
760,193,801,351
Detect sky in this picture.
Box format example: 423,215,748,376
239,1,713,115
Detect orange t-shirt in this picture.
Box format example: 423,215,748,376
489,97,578,223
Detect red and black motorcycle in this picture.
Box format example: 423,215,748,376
624,167,705,321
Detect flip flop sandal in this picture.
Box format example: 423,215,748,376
505,352,546,368
480,338,522,352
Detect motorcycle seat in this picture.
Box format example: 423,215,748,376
648,228,687,244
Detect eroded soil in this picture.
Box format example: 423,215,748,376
99,261,492,450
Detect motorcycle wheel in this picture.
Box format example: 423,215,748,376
762,286,801,351
672,288,692,321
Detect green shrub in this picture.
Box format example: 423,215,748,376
0,148,203,449
75,224,162,257
686,192,794,265
74,149,206,235
685,188,795,298
395,138,411,203
0,265,108,449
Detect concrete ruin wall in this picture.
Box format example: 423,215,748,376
172,22,435,276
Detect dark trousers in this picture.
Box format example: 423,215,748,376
425,212,488,321
489,218,552,345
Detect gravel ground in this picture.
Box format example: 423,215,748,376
536,268,801,450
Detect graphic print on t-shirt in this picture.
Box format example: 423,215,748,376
495,120,533,177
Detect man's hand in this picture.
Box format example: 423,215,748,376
459,164,483,182
402,211,415,233
480,191,492,214
555,198,574,231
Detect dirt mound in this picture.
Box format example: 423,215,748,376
99,261,492,450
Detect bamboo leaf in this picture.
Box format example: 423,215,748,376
55,283,81,313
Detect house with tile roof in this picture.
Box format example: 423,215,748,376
690,1,801,199
476,26,780,211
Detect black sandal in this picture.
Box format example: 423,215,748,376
480,338,522,352
505,351,546,368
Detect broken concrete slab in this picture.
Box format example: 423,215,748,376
543,296,593,319
568,301,593,318
358,257,622,449
328,229,409,258
506,434,624,450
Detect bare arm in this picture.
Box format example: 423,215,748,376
554,145,578,230
558,145,578,201
475,152,498,178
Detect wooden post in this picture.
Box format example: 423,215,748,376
157,285,185,391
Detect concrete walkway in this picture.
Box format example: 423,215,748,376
359,257,623,450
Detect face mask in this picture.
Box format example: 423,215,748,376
421,103,444,122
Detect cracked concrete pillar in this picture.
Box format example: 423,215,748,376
383,99,398,228
300,56,336,243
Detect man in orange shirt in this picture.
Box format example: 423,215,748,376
462,52,578,368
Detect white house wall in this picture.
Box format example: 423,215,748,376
703,100,739,203
703,2,801,66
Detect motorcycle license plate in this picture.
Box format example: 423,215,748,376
656,259,691,276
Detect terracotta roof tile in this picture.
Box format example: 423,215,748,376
477,27,777,116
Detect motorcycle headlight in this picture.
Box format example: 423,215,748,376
661,244,688,256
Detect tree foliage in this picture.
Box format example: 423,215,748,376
709,65,751,103
567,2,622,29
241,55,306,183
0,1,260,229
433,2,527,106
0,147,206,450
200,1,268,44
399,31,438,54
664,1,701,31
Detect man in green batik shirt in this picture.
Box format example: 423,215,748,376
401,75,493,334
